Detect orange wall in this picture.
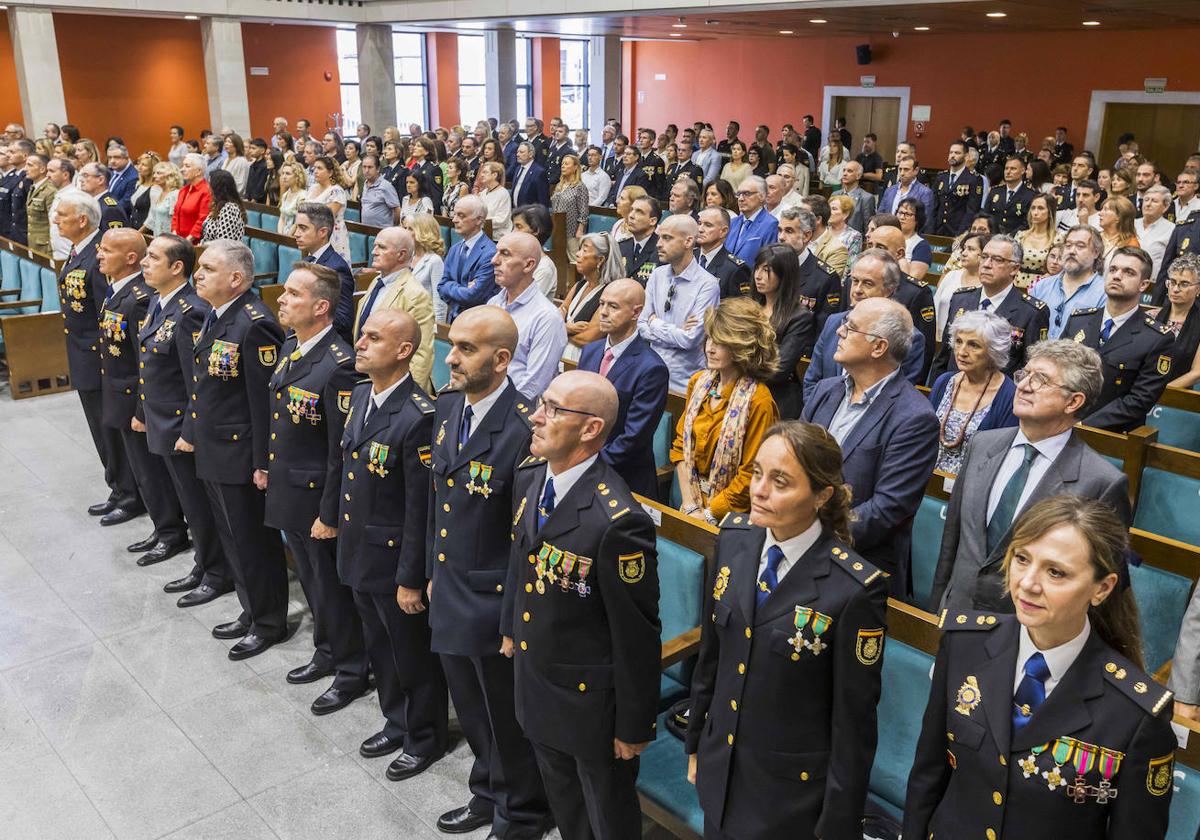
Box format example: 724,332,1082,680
628,28,1200,162
243,22,340,141
0,16,21,125
55,13,208,157
533,37,560,124
427,32,459,128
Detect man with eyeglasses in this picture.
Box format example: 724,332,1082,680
503,370,660,840
931,339,1131,612
78,162,128,231
1063,246,1174,431
1166,169,1200,224
638,213,720,391
725,176,779,264
1151,199,1200,306
930,234,1049,380
1031,225,1108,338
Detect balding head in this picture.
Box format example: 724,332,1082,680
492,231,542,292
867,224,907,261
371,225,415,275
447,305,518,397
596,278,646,341
656,213,699,267
531,371,620,467
354,308,420,382
96,226,148,280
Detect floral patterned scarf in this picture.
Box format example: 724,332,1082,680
682,370,757,506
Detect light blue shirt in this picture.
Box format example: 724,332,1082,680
828,370,898,445
1030,271,1107,339
488,281,567,398
637,257,721,392
360,176,400,227
693,147,722,187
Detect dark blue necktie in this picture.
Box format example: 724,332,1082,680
104,284,115,306
1013,652,1050,730
757,545,785,607
305,255,316,264
149,299,162,326
458,404,473,451
357,280,385,335
200,308,216,339
537,477,556,530
1100,318,1114,344
986,443,1038,554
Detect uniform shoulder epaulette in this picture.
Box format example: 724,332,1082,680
1145,315,1172,335
328,342,354,365
938,609,1004,631
437,382,459,397
178,299,192,313
719,512,751,529
1069,306,1100,318
727,253,745,266
133,286,149,300
829,546,884,588
951,285,981,295
1022,292,1047,309
816,258,836,275
1101,655,1173,717
103,196,117,206
244,301,267,321
519,454,547,469
513,398,536,429
410,392,434,415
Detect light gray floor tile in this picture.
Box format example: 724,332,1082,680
158,801,279,840
0,747,116,839
0,532,42,595
0,579,96,669
262,663,386,754
0,672,51,759
376,739,486,835
55,566,188,639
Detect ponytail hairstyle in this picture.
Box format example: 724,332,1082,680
1002,495,1143,668
760,421,855,545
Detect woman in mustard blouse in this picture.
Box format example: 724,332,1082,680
671,297,780,524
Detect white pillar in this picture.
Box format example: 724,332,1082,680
588,35,621,142
485,29,517,124
201,17,251,135
357,24,396,132
8,8,67,133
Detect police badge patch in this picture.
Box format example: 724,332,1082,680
1147,754,1173,796
1157,355,1172,376
855,628,884,665
337,390,352,413
618,551,645,584
258,345,278,367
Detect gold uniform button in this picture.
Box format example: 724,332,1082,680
440,528,447,537
270,433,276,440
525,583,533,593
737,663,745,674
138,378,144,385
730,700,737,711
387,539,395,547
993,792,1002,805
578,683,586,692
999,755,1007,766
175,409,181,415
269,453,275,460
348,472,355,480
345,493,351,501
495,584,503,592
273,412,279,420
800,771,809,781
443,503,450,512
344,513,350,521
308,482,316,489
744,628,752,639
191,412,197,418
438,553,446,562
231,434,238,441
352,452,358,459
522,611,531,622
727,734,734,746
520,641,527,650
276,392,281,400
446,478,454,487
986,829,996,840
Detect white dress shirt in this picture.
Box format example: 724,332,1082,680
369,373,410,410
758,519,822,585
540,453,599,508
296,324,333,358
461,377,509,439
986,428,1073,522
1014,618,1090,697
1135,215,1175,278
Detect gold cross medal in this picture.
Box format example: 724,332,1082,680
712,566,730,601
367,441,390,477
477,464,493,498
1020,742,1049,778
154,319,176,343
466,461,482,495
805,611,833,655
788,606,813,656
1042,738,1075,791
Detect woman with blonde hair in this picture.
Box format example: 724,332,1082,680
551,153,590,261
827,193,862,265
276,160,309,235
72,139,100,187
1098,196,1139,274
306,154,352,262
1016,193,1059,288
560,231,624,361
142,161,182,236
818,133,847,189
611,184,648,243
670,297,780,523
129,151,161,230
407,212,448,322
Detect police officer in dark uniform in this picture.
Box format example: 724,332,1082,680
697,207,752,299
602,135,628,181
7,140,33,244
778,206,842,335
987,156,1039,234
905,496,1177,840
669,141,705,194
55,189,141,519
137,233,234,605
1065,246,1174,432
526,118,551,165
408,136,444,214
686,423,887,840
79,162,129,231
930,234,1050,380
503,370,660,840
929,141,985,237
618,195,662,285
603,146,650,208
184,240,288,660
1150,213,1200,306
0,146,18,238
265,262,369,715
428,306,553,839
544,125,573,191
339,308,448,782
636,129,667,201
96,229,190,560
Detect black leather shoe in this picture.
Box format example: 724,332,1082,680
177,584,229,608
126,533,158,552
287,662,335,684
228,633,279,660
163,570,203,593
212,619,250,640
359,731,404,759
99,507,145,527
88,499,117,516
386,751,440,782
310,686,365,716
438,805,492,834
136,540,192,567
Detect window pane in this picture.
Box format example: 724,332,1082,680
560,39,586,86
458,35,485,85
336,29,359,85
516,88,530,125
459,86,487,129
394,56,423,84
340,84,362,134
393,33,423,58
560,87,584,133
396,85,427,130
515,36,530,85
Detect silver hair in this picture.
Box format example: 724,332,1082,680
671,177,699,207
183,152,207,171
1145,184,1172,203
1026,339,1103,417
580,231,626,285
949,310,1014,371
456,194,487,221
86,162,111,185
987,233,1024,268
778,204,815,234
54,188,100,229
1167,252,1200,281
204,239,255,286
870,300,914,365
740,175,767,197
854,247,903,293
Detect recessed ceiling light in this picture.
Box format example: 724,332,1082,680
669,33,683,37
914,26,930,31
184,14,198,20
672,23,687,28
809,19,827,24
986,11,1007,17
779,30,794,34
1082,20,1101,25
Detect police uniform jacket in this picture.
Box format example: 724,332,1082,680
667,160,704,193
931,285,1050,380
428,382,534,657
98,275,153,428
987,183,1039,233
842,273,937,380
702,246,752,299
640,151,668,200
136,285,208,457
58,233,108,392
408,160,444,213
530,133,550,165
503,456,660,761
1065,307,1175,432
263,331,358,533
381,161,409,197
929,169,985,237
799,253,842,334
1150,215,1200,306
686,519,888,840
0,168,17,237
187,291,284,485
619,232,661,285
336,377,434,594
8,173,29,244
544,141,572,186
97,191,128,231
904,612,1177,840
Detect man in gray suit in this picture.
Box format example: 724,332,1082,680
1170,595,1200,722
832,160,876,235
930,339,1131,612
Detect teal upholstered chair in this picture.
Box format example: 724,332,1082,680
656,535,705,708
1148,405,1200,453
910,496,948,611
1129,563,1192,674
1134,468,1200,547
868,639,935,819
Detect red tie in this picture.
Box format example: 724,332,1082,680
599,349,615,377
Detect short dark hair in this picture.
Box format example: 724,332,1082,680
171,124,185,137
897,196,927,230
1000,119,1012,126
865,133,877,142
157,233,195,277
61,124,80,142
1111,246,1153,281
801,194,831,226
249,137,268,149
292,261,341,313
632,196,662,221
728,120,740,131
512,204,552,244
1076,178,1100,194
296,201,335,237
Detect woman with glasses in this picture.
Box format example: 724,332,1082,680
897,197,933,281
670,297,780,524
905,495,1176,840
1155,253,1200,388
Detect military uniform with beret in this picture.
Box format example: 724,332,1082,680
930,285,1050,380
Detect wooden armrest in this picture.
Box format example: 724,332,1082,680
661,627,701,669
252,271,277,281
0,288,23,297
0,298,40,310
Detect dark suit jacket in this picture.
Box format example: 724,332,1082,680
427,382,535,656
1151,215,1200,305
136,285,209,457
107,165,138,216
702,246,752,299
765,310,816,419
930,427,1131,612
687,521,887,840
312,247,356,343
438,235,498,321
58,234,108,391
97,191,128,231
98,275,153,428
802,373,939,595
579,336,669,498
510,161,550,208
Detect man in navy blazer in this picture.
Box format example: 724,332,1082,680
105,146,138,216
437,196,498,322
509,142,549,208
499,123,520,179
802,297,938,597
724,176,779,263
878,158,935,223
578,279,669,499
294,202,356,342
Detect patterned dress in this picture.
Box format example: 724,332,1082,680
934,380,993,475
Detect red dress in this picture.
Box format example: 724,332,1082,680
172,180,212,242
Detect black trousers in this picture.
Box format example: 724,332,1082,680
119,426,187,545
352,589,448,758
441,653,550,837
285,530,368,690
531,741,641,840
162,450,232,590
202,481,287,638
78,389,139,507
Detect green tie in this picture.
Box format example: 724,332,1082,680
986,444,1038,554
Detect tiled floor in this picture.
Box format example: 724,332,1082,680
0,390,528,839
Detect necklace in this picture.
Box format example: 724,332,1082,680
939,370,995,449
